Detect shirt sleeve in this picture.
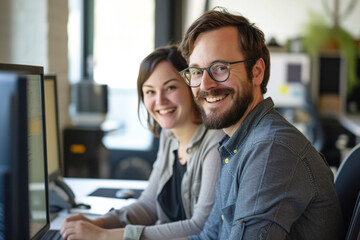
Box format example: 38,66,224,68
228,141,314,239
189,177,221,240
101,132,167,229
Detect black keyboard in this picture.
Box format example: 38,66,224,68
42,229,63,240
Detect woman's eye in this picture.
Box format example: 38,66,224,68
167,86,176,91
145,90,155,95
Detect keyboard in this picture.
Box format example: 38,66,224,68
42,229,63,240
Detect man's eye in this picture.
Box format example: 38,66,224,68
212,64,227,72
190,68,202,76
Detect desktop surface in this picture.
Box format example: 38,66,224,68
50,177,148,229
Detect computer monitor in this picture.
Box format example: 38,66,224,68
0,69,29,239
44,75,62,182
0,63,49,240
264,52,310,108
44,75,76,212
340,54,360,115
70,81,108,126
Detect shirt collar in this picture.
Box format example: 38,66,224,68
220,97,274,152
167,124,207,150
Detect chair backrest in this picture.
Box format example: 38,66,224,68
346,191,360,240
335,143,360,235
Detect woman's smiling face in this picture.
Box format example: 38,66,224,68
142,61,195,130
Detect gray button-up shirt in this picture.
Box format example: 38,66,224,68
191,98,344,240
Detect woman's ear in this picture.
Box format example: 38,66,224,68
252,58,265,86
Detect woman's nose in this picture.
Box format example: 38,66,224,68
156,91,168,104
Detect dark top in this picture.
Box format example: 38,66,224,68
158,150,187,221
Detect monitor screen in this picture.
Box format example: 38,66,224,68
44,75,77,213
27,74,49,239
43,75,61,181
70,81,108,125
264,52,310,108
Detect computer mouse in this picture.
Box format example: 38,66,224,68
115,189,134,199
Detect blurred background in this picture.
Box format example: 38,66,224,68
0,0,359,179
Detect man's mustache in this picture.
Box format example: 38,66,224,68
196,88,234,100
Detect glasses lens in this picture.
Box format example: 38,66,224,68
210,62,229,81
188,67,202,86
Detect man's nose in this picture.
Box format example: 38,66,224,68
200,69,218,91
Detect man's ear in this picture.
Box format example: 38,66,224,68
252,58,265,86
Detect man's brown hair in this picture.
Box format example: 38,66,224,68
180,7,270,93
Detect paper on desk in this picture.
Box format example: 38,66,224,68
69,196,136,215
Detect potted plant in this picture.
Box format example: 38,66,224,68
302,0,359,112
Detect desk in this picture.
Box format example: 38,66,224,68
50,178,148,229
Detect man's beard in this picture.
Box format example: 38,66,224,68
195,84,253,129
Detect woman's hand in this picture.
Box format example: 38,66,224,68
60,214,124,240
62,213,105,227
60,219,105,240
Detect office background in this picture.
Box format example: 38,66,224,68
0,0,359,179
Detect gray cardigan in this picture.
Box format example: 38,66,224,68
101,124,223,240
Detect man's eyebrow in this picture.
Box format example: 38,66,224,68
189,63,200,68
189,60,226,68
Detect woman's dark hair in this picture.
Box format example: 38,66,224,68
137,45,202,137
180,7,270,94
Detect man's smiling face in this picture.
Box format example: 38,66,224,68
189,26,254,130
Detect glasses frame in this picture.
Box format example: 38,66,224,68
179,58,257,87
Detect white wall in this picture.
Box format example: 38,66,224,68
0,0,48,68
0,0,71,154
184,0,360,45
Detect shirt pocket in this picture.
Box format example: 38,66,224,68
222,203,235,225
222,203,246,239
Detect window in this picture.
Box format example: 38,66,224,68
92,0,155,151
68,0,155,152
67,0,183,163
93,0,155,89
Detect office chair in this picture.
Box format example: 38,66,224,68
346,191,360,240
335,143,360,236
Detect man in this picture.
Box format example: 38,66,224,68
178,7,344,239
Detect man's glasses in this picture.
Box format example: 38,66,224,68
179,59,256,87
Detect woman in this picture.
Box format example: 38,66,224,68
60,45,223,240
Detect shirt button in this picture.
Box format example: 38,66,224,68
184,193,189,199
225,158,229,164
221,215,224,220
234,149,238,153
187,148,192,154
